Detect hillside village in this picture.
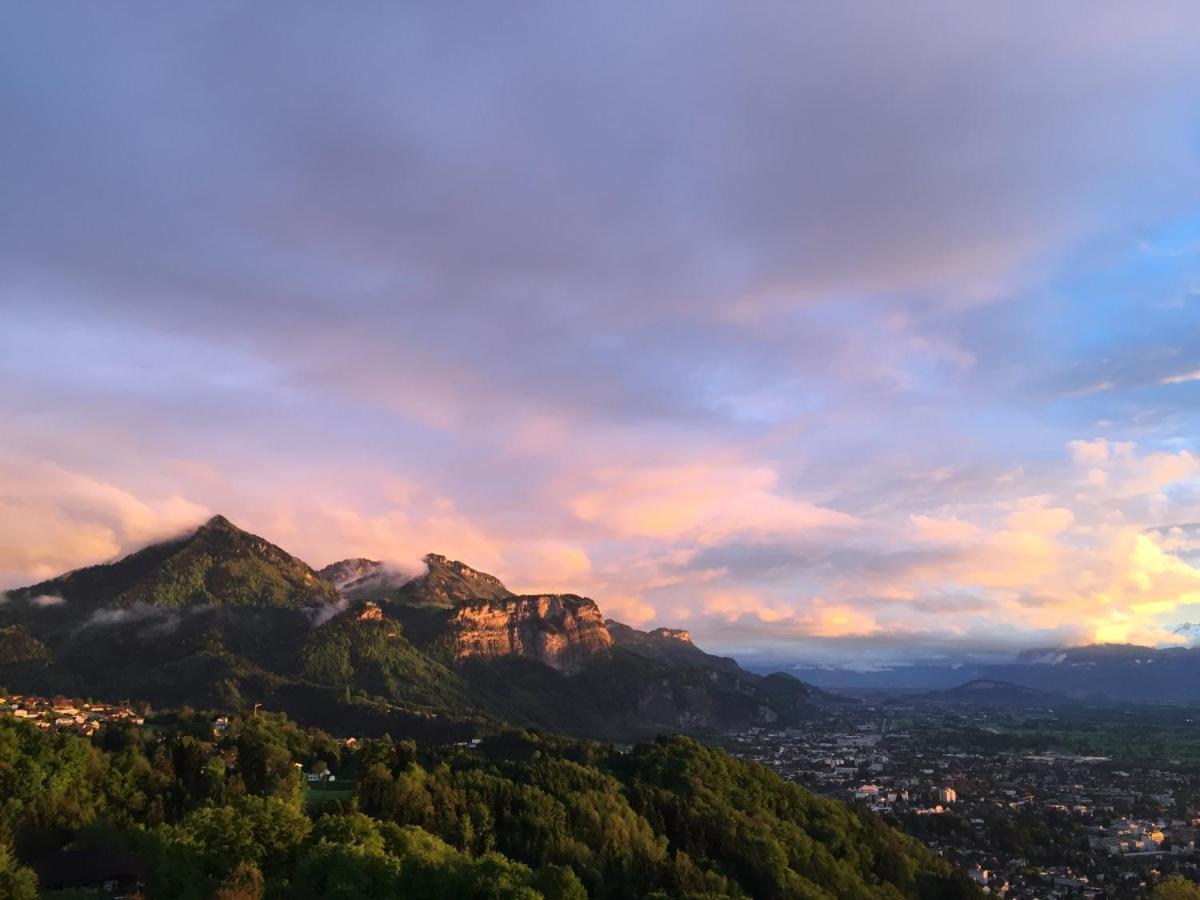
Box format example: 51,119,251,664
0,693,145,736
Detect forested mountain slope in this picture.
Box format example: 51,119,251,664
0,711,983,899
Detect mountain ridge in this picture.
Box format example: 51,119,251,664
913,678,1060,707
0,514,835,739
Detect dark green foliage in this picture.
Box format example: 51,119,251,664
459,649,822,741
0,712,979,899
612,735,964,900
144,795,311,898
356,730,976,899
1155,874,1200,899
0,841,37,900
300,603,474,712
0,626,50,665
292,815,586,899
115,516,340,610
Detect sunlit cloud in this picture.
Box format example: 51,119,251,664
3,3,1200,666
910,515,984,546
1161,368,1200,385
0,459,210,585
570,464,856,544
1064,380,1116,398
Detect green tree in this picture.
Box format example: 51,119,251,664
0,842,37,900
214,861,265,900
1155,875,1200,900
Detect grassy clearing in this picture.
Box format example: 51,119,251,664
305,779,356,806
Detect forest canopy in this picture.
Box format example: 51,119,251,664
0,710,984,899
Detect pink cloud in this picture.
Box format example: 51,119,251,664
0,459,209,585
910,514,984,545
570,463,856,544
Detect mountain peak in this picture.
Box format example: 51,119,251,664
320,554,513,607
319,558,386,590
199,513,238,532
402,554,512,606
6,515,337,612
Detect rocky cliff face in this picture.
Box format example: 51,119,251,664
330,555,614,673
450,593,612,673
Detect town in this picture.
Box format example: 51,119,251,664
718,704,1200,899
0,692,146,736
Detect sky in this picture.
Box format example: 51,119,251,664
3,3,1200,668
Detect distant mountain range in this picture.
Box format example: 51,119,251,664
0,516,833,739
777,643,1200,705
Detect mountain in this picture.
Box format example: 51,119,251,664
772,642,1200,705
358,554,833,732
981,643,1200,703
0,518,477,732
7,514,338,613
319,554,611,673
0,516,833,739
607,619,740,673
370,555,835,730
317,557,386,590
318,553,513,608
0,514,344,691
915,678,1059,707
317,557,419,602
392,553,513,606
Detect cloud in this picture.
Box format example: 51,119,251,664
570,464,855,544
703,591,796,625
1067,440,1200,497
263,491,507,579
3,3,1200,666
0,459,209,588
1065,380,1116,398
310,597,349,628
652,438,1200,659
911,515,984,546
1161,369,1200,385
85,605,163,628
29,594,65,607
1068,439,1116,467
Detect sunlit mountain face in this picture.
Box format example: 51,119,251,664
2,4,1200,670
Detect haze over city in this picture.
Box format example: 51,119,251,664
4,3,1200,669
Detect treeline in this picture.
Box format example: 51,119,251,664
0,710,984,899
